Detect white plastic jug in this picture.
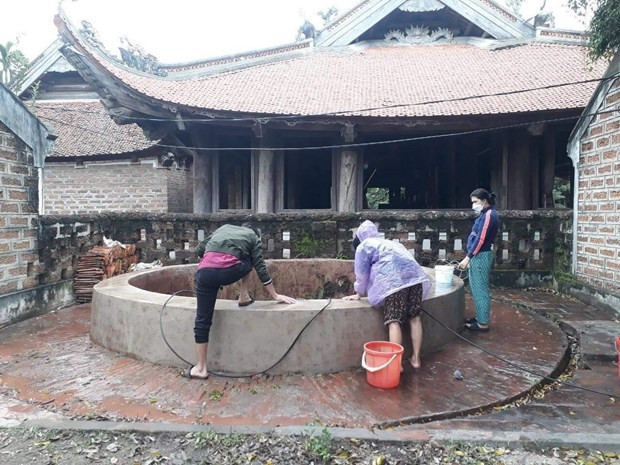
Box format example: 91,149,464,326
435,265,454,285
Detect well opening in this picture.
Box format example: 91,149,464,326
128,259,357,300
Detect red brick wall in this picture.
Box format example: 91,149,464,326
167,165,193,213
576,79,620,293
43,159,184,214
0,122,40,295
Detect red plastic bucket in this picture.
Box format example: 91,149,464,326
362,341,404,389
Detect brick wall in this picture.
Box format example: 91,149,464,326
0,122,40,295
43,159,177,214
576,78,620,294
166,164,193,213
37,210,571,290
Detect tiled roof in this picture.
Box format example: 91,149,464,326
57,15,606,118
31,100,157,158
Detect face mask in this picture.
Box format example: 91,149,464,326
472,204,483,213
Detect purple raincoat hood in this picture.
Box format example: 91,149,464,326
356,220,379,241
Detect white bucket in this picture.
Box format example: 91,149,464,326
435,265,454,285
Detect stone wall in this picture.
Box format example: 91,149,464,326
576,78,620,294
38,210,572,290
43,159,192,214
0,122,40,295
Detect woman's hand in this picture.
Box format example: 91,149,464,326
265,283,295,303
458,257,470,269
274,294,296,304
342,293,361,301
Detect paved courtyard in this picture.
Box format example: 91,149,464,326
1,290,618,440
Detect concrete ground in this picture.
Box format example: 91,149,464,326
0,290,619,451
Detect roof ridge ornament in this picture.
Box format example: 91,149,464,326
119,36,167,77
78,20,167,77
79,20,108,52
384,25,454,44
399,0,445,12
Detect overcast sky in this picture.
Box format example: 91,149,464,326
0,0,588,63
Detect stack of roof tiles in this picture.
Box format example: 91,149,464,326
74,244,138,303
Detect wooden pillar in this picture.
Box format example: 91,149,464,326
507,128,531,209
500,131,509,210
254,129,276,213
447,138,456,208
528,123,544,209
530,137,541,209
337,148,359,212
542,127,556,208
191,130,215,214
336,123,359,212
490,133,503,209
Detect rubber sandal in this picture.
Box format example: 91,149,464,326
238,297,255,307
465,321,489,332
181,365,209,380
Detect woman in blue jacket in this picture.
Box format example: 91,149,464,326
458,188,499,332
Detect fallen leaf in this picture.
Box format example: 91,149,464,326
106,443,119,452
372,456,385,465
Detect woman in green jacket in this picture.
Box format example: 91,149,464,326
187,224,295,380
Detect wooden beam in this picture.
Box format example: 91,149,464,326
169,134,198,159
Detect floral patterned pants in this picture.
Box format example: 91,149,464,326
382,283,423,325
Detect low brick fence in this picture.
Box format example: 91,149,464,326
38,210,572,290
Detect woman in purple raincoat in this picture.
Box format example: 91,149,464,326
344,220,431,369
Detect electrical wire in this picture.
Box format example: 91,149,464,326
159,290,332,378
421,307,620,400
39,107,618,153
38,74,620,124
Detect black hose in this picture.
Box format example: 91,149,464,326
159,290,331,378
161,287,619,398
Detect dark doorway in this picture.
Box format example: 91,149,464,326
284,149,332,209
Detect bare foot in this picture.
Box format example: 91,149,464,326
410,358,421,369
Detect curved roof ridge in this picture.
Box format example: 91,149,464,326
55,10,174,81
55,10,316,82
162,40,314,74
